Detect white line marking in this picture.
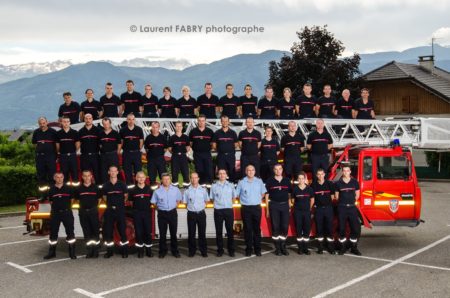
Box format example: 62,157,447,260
312,234,450,298
26,255,85,268
0,238,47,247
0,225,24,230
5,262,32,273
74,251,272,297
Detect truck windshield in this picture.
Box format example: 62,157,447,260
377,156,411,180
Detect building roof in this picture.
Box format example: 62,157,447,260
363,61,450,103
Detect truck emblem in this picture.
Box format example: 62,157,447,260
389,199,399,213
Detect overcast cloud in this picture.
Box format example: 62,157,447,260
0,0,449,65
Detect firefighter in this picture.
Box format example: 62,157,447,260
80,89,102,121
75,170,101,258
257,85,277,119
297,83,317,119
218,83,240,119
151,173,182,258
158,86,177,118
265,164,291,256
260,126,280,182
281,121,305,182
236,164,267,257
239,84,258,119
189,115,214,187
120,113,144,187
307,118,333,180
168,121,191,187
56,116,80,186
139,84,159,118
196,82,219,119
128,171,153,258
291,171,314,255
98,117,121,185
312,168,336,254
120,80,142,117
277,87,297,119
102,165,129,258
176,86,198,118
212,115,238,182
99,82,121,118
210,169,236,257
58,92,81,124
183,172,210,257
32,116,57,194
144,121,167,188
315,84,336,118
79,113,101,183
238,117,262,177
335,165,362,256
43,172,76,260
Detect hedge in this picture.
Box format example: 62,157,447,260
0,165,37,206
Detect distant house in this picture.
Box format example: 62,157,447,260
362,56,450,115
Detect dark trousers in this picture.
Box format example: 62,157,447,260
284,156,303,180
60,153,78,183
260,159,277,182
79,208,99,242
100,152,119,184
269,201,290,237
294,209,311,238
49,209,75,242
134,210,152,245
315,206,333,239
214,208,235,253
147,155,166,183
217,153,236,182
157,209,178,254
338,206,360,240
241,154,260,177
187,210,207,254
311,154,329,179
193,152,213,185
241,205,262,253
80,153,100,183
35,153,56,186
122,151,142,185
103,207,127,243
171,153,190,184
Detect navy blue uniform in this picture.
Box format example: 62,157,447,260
260,137,280,181
144,133,167,183
312,180,335,252
79,125,100,183
218,95,240,119
335,178,360,242
56,128,79,184
335,98,354,119
189,127,214,185
99,94,121,118
168,133,190,185
158,96,177,118
281,133,305,180
354,99,375,120
277,98,297,119
239,129,262,177
317,96,336,118
80,99,102,120
239,95,258,118
307,130,333,179
47,185,75,245
177,96,197,118
120,125,144,185
292,185,314,240
58,101,81,124
98,129,121,184
257,97,277,119
32,128,57,188
140,94,159,118
297,94,317,118
120,91,142,116
75,183,100,249
197,94,219,119
266,177,291,240
129,185,153,250
213,128,238,182
102,180,129,247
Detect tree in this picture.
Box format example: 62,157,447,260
267,25,362,98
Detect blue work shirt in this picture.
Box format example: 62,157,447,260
236,176,267,206
183,185,209,212
151,185,182,211
211,180,236,209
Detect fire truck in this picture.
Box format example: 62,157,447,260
24,117,450,244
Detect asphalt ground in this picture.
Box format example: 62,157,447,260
0,181,449,298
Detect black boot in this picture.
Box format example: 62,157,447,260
280,240,289,256
317,240,324,254
297,240,303,255
327,239,336,255
302,241,311,255
104,247,114,258
43,245,56,260
86,246,92,258
69,244,77,259
92,244,99,258
338,240,347,255
274,239,281,256
137,247,144,258
146,246,153,258
121,245,128,258
350,242,362,256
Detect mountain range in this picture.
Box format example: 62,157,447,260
0,45,449,129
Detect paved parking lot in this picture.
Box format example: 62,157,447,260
0,181,449,298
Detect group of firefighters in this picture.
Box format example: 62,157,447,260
32,80,371,261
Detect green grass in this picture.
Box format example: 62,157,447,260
0,204,25,213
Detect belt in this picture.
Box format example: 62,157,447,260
316,205,332,209
125,150,140,153
339,204,355,207
60,152,76,156
269,200,289,205
80,207,97,211
107,205,123,210
158,208,177,213
83,152,98,156
188,210,205,214
102,151,117,154
36,152,52,156
53,209,71,213
219,152,234,155
174,152,186,155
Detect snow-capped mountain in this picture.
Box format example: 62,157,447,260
0,60,73,83
108,57,192,69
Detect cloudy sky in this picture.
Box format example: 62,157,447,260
1,0,449,66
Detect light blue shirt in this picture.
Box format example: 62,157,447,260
183,185,209,212
151,185,182,211
211,180,236,209
236,176,266,206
